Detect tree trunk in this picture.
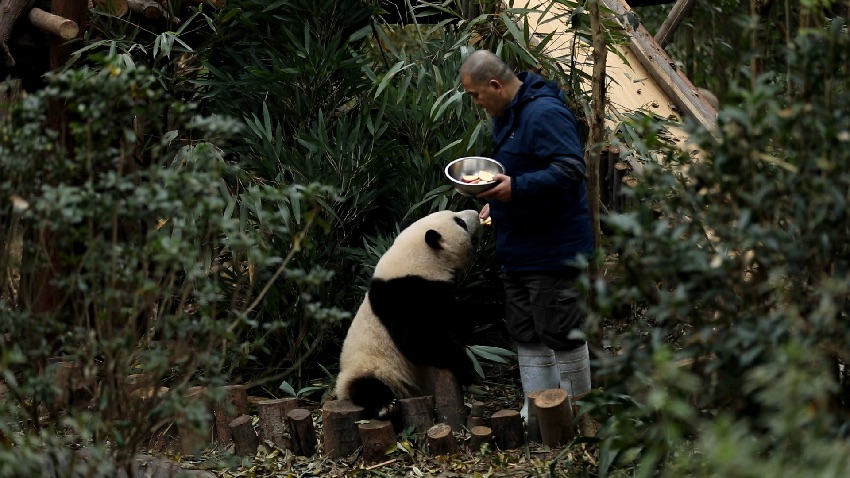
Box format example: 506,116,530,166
0,0,30,66
586,0,608,256
750,0,774,89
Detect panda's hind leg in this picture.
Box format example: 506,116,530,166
347,376,402,429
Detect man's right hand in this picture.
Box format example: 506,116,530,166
479,203,490,220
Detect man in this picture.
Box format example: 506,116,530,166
459,49,594,418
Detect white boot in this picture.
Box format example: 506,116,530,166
555,342,591,399
516,343,559,420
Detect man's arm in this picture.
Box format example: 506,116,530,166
512,103,586,198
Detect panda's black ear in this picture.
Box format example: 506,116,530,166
425,229,443,250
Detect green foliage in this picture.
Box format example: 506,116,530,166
0,58,337,473
585,17,850,477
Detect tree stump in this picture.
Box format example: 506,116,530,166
178,386,213,457
426,423,458,456
321,399,364,459
433,369,466,432
466,400,486,431
286,408,317,456
399,396,435,434
490,409,524,450
229,414,259,456
257,397,298,450
533,388,574,447
526,390,546,443
357,420,396,465
469,425,493,453
214,384,249,444
571,390,601,437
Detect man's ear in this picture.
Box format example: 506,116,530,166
489,79,502,91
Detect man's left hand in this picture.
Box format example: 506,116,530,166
477,174,512,202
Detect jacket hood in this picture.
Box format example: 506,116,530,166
512,72,563,107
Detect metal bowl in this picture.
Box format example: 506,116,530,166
444,156,505,197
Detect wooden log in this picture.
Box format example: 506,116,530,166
490,409,524,450
229,414,259,456
571,391,602,437
426,423,458,456
357,420,396,465
613,159,631,213
28,8,79,40
399,396,435,434
433,369,466,432
526,390,545,443
127,0,162,18
321,399,364,459
213,384,249,444
469,401,485,418
653,0,697,48
469,425,493,453
286,408,317,457
466,415,486,430
89,0,129,17
532,388,574,447
178,386,213,457
257,398,298,450
599,0,717,133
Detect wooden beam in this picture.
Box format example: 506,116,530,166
653,0,697,48
599,0,717,133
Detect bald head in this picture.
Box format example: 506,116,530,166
460,50,515,86
459,49,522,117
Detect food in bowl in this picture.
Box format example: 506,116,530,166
460,170,497,184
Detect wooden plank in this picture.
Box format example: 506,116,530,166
599,0,717,133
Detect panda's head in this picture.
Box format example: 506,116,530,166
374,210,481,282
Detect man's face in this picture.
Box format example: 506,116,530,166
462,74,508,117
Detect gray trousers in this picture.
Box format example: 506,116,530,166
500,269,587,351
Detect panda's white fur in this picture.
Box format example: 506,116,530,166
335,209,481,419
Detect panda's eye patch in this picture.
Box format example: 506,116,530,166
454,217,468,231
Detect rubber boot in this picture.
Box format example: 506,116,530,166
516,343,559,421
554,342,591,400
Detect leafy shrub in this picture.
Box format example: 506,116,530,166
584,16,850,477
0,59,337,473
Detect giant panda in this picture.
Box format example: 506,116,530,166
335,209,482,422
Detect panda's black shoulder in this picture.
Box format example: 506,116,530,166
370,275,452,297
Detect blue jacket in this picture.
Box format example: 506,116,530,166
488,72,594,271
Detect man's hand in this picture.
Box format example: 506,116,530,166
479,203,490,220
477,174,512,202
